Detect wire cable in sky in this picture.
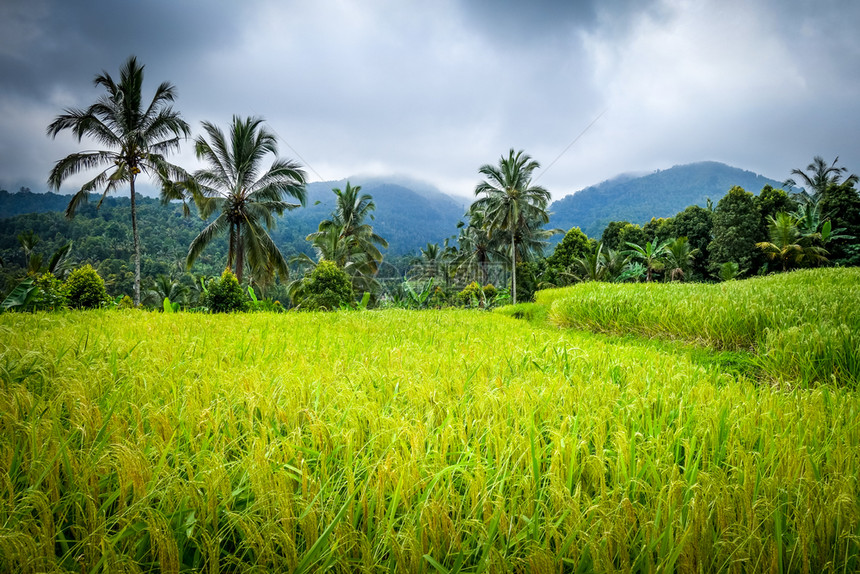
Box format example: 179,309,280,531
534,108,608,184
263,120,326,182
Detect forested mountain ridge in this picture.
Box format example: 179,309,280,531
0,180,466,256
548,161,785,237
0,180,466,295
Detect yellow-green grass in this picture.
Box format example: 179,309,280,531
1,309,859,572
542,268,860,387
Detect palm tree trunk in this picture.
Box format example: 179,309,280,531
235,230,244,284
130,177,141,307
511,234,517,304
227,224,237,277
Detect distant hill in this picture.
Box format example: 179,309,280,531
0,189,72,218
549,161,785,237
0,179,467,257
299,179,468,253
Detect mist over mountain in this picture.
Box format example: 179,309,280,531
548,161,785,237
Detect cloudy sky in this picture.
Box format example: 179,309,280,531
1,0,858,201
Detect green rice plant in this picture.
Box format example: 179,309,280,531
543,268,860,386
1,308,859,571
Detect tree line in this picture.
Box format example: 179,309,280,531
0,56,551,311
417,155,858,303
2,54,857,312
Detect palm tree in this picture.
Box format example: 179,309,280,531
47,56,190,306
415,242,442,280
624,239,671,282
792,200,853,249
473,149,551,304
785,156,859,200
452,210,504,285
599,246,630,282
569,244,606,282
664,237,697,281
182,116,307,284
307,183,388,275
144,274,189,307
756,212,828,270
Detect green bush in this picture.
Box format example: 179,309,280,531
117,295,135,310
206,269,248,313
456,282,498,307
32,272,68,311
295,260,354,311
64,265,109,309
482,284,498,299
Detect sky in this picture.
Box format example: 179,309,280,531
1,0,858,201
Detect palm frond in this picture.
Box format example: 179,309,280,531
187,213,230,268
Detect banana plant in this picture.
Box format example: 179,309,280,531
404,278,434,309
0,279,39,312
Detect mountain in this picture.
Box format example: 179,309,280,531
0,189,73,218
549,161,785,238
0,179,467,257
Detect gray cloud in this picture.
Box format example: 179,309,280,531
0,0,858,201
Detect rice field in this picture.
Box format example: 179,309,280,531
2,303,860,572
542,268,860,387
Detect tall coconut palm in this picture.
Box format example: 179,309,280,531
307,182,388,275
473,149,551,304
183,116,307,284
785,156,859,200
47,56,190,306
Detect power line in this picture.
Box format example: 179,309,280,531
534,108,607,184
263,120,326,182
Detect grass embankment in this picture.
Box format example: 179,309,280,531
539,268,860,386
2,309,860,572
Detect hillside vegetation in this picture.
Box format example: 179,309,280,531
549,161,784,237
2,305,860,571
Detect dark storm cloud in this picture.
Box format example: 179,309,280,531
0,0,858,199
0,0,244,100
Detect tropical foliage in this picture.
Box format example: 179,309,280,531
63,264,108,309
291,259,354,310
204,268,248,313
178,116,307,285
473,149,552,303
47,55,190,306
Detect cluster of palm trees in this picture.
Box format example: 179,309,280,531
47,57,308,307
758,156,858,269
290,182,388,296
47,56,559,309
564,236,697,284
47,57,857,309
411,150,558,304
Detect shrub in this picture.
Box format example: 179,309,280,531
482,284,498,299
32,272,68,311
117,295,135,309
64,265,109,309
457,281,483,306
206,269,248,313
295,260,354,311
457,282,499,307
